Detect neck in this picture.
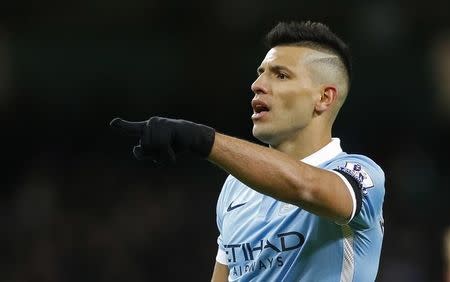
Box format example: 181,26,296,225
271,122,332,160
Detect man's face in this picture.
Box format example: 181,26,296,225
251,46,321,146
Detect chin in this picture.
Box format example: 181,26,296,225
252,126,275,145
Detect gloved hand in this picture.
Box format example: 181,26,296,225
110,116,215,163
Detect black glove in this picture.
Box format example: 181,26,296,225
110,116,215,163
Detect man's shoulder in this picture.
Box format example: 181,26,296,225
326,152,386,197
325,152,385,191
327,152,384,176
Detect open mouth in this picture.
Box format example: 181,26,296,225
254,104,269,113
251,100,270,119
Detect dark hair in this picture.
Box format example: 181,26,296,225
265,21,352,82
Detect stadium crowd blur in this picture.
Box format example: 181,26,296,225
1,1,450,281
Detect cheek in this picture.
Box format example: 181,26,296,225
280,89,315,114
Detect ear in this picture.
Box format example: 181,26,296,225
315,86,338,113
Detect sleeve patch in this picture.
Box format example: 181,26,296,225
337,162,374,194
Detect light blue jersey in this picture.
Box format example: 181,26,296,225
216,138,385,281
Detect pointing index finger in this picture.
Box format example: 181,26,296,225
110,117,146,137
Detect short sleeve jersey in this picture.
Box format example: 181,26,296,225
215,138,385,282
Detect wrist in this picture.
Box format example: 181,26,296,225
180,120,215,158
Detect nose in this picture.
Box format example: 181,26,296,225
251,75,268,95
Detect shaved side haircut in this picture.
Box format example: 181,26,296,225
303,49,349,102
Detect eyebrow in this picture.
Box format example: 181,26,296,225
257,65,293,76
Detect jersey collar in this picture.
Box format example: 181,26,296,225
301,138,343,167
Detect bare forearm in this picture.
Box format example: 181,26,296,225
208,133,315,205
207,133,352,221
211,262,229,282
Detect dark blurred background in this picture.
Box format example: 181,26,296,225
1,1,450,281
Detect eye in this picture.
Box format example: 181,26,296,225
276,72,288,80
